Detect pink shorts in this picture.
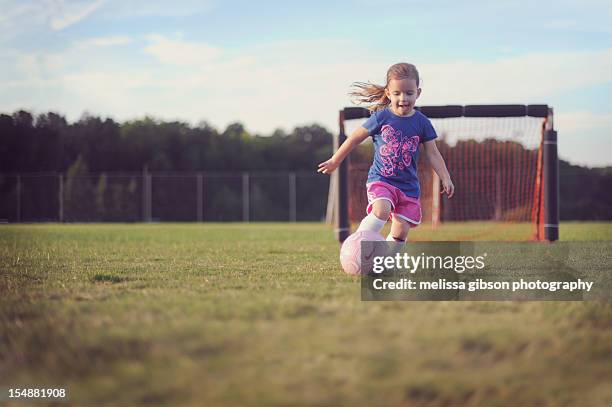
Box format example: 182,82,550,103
366,181,422,226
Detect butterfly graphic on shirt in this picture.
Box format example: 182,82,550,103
379,125,420,177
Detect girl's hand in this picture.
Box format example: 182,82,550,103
317,158,339,174
441,178,455,198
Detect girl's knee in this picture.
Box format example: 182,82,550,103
371,200,392,220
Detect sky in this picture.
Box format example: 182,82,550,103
1,0,611,167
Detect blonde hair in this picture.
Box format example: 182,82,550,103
350,63,420,112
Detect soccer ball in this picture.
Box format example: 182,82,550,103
339,230,385,275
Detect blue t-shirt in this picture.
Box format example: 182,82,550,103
362,108,437,198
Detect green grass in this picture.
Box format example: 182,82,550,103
1,222,611,406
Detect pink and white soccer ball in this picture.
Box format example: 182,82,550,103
339,230,385,275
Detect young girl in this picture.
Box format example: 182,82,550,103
318,62,454,243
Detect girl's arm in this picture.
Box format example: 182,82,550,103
317,127,370,174
423,140,455,198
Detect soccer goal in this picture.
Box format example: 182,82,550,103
328,105,559,242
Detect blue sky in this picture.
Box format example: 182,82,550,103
1,0,611,166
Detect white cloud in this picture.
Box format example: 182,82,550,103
556,111,612,133
102,0,213,17
0,3,41,41
58,72,155,112
144,35,221,66
13,52,64,81
76,35,132,47
554,110,612,166
62,72,152,90
0,0,213,40
543,19,612,34
49,0,106,31
418,49,612,105
0,0,106,39
2,36,611,165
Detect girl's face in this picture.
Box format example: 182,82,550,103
385,78,421,116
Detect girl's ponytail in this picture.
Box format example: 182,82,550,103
349,82,389,112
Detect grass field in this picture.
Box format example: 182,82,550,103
1,222,611,406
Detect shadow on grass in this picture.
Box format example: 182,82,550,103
91,273,129,284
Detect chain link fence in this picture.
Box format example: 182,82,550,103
0,171,329,223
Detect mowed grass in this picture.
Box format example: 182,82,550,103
1,222,611,406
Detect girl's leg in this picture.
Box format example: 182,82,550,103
387,216,411,242
357,200,392,234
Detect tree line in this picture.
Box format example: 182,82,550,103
1,110,610,220
0,110,332,174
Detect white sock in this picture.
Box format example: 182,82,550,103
357,213,386,234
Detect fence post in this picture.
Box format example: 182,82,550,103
16,175,21,222
142,167,146,221
58,173,64,222
494,171,502,221
325,171,336,224
242,172,249,222
142,166,152,222
197,172,204,222
336,110,349,242
289,172,296,222
431,170,440,229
